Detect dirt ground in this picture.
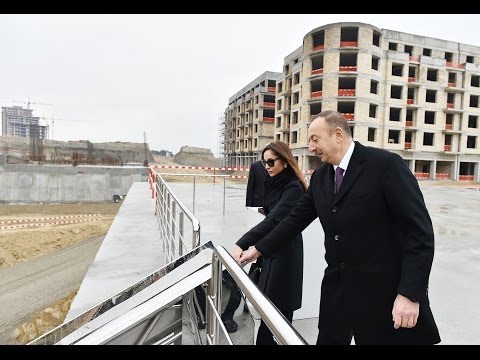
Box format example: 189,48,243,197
0,202,121,344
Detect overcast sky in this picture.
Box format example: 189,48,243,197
1,14,480,155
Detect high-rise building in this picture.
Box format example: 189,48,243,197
224,22,480,181
1,105,49,139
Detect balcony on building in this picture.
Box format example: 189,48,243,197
262,101,275,109
409,55,420,62
446,61,465,70
443,123,462,134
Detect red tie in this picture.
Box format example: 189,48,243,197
335,167,344,193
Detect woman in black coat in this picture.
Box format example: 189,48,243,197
234,141,307,345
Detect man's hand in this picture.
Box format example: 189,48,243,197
238,246,261,265
232,245,244,265
392,293,420,329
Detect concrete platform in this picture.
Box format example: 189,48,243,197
68,178,480,344
66,182,162,321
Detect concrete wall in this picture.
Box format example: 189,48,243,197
0,164,149,204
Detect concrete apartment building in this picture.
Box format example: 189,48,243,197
223,71,282,166
223,22,480,181
1,105,49,139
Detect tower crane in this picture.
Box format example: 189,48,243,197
12,98,53,109
40,115,92,140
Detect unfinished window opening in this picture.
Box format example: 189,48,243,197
338,102,355,113
276,117,281,128
407,88,415,102
277,81,283,93
467,55,474,64
389,42,398,51
392,63,404,77
349,125,354,138
312,30,325,50
276,99,282,111
293,73,300,85
389,107,402,122
467,136,477,148
445,134,452,146
448,73,457,86
408,66,416,77
390,85,403,99
292,111,299,124
254,124,258,133
369,104,378,118
338,77,356,96
339,53,358,68
423,48,432,56
368,127,376,142
340,27,359,45
404,45,413,56
311,55,324,74
447,93,455,106
468,115,478,128
424,111,436,125
423,132,434,146
388,130,400,144
293,92,300,105
427,68,438,81
310,103,322,117
446,113,454,125
405,132,413,143
292,131,298,144
445,52,453,62
372,31,381,47
372,56,380,71
370,80,379,94
311,79,323,98
406,109,415,122
470,95,479,108
471,75,480,87
426,89,437,103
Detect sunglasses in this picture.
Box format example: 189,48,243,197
262,157,280,167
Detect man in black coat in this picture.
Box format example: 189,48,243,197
237,110,441,345
245,160,268,207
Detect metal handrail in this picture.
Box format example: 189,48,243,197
206,246,307,345
153,171,200,262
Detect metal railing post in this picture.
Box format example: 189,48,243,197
206,253,222,345
193,176,196,214
179,212,184,256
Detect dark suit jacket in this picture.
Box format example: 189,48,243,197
245,160,268,207
238,176,304,312
255,142,440,344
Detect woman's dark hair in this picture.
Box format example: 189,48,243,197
262,141,307,192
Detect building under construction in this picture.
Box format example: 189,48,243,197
223,22,480,181
1,106,49,139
